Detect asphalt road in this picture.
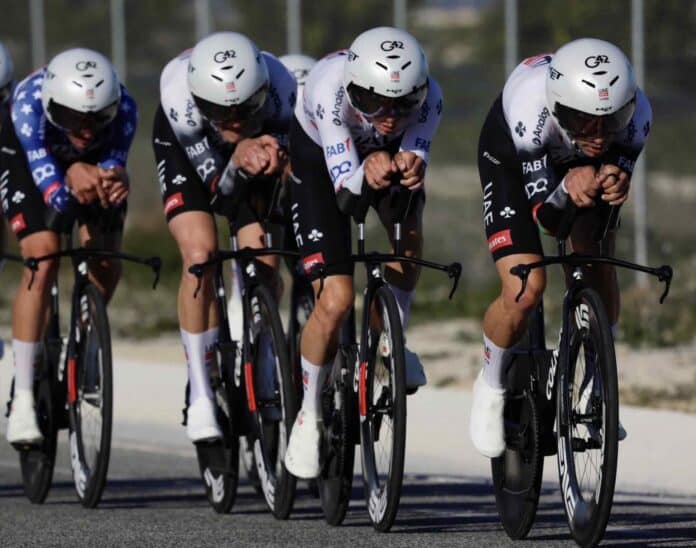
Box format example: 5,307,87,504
1,437,695,547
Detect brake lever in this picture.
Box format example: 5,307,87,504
24,258,39,290
149,257,162,289
447,262,462,300
511,265,530,302
657,265,673,304
188,264,204,299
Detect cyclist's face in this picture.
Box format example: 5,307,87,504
67,128,96,150
216,118,261,144
574,135,609,158
370,113,407,136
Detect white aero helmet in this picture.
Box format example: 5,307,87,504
546,38,637,137
187,32,269,124
0,41,14,104
344,26,429,117
41,48,121,132
279,53,317,87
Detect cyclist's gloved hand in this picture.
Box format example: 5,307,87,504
44,183,72,214
393,151,425,190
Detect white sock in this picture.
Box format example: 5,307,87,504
12,339,40,392
300,355,328,417
388,285,414,329
181,327,219,403
482,334,513,390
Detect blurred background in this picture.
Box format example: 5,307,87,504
0,0,694,348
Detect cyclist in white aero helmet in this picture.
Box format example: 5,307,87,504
283,27,443,479
153,32,296,443
470,38,650,458
1,47,137,445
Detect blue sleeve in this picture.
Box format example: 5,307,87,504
11,72,68,209
98,86,138,169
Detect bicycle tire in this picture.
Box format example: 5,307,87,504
69,283,113,508
557,287,618,547
18,339,61,504
359,285,407,532
491,352,544,539
246,284,298,519
318,346,357,526
196,338,241,514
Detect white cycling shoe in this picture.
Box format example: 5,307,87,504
378,332,426,393
186,397,222,442
470,371,506,458
6,390,43,445
284,410,321,479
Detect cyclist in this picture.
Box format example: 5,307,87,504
225,53,317,341
152,32,296,443
470,38,651,458
1,48,137,445
284,26,443,478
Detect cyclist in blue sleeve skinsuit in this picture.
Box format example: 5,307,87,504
0,48,137,445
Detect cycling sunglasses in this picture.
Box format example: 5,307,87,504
346,82,428,118
193,83,268,126
553,96,636,138
46,99,119,134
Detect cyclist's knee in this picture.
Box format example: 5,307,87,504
180,245,216,280
313,278,354,331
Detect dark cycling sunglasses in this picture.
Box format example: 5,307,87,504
346,82,428,118
46,99,119,133
553,96,636,138
193,83,268,126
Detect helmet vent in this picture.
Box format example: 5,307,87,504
211,74,223,82
375,62,388,70
610,75,620,86
581,79,596,88
401,61,412,69
71,80,84,88
236,68,245,79
95,79,104,88
592,70,607,75
386,54,400,59
220,65,233,71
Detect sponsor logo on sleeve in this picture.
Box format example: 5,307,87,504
488,229,513,253
10,213,26,233
414,137,431,152
302,252,325,274
325,138,351,157
532,107,550,146
164,192,185,215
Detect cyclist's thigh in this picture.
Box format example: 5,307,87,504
288,117,352,281
0,121,57,243
478,96,543,263
152,105,212,223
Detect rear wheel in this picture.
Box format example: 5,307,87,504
246,284,297,519
69,284,113,508
491,353,543,539
359,286,406,532
557,288,618,547
318,346,357,526
19,338,62,504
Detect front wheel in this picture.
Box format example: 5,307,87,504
359,285,407,532
68,284,113,508
557,288,618,547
